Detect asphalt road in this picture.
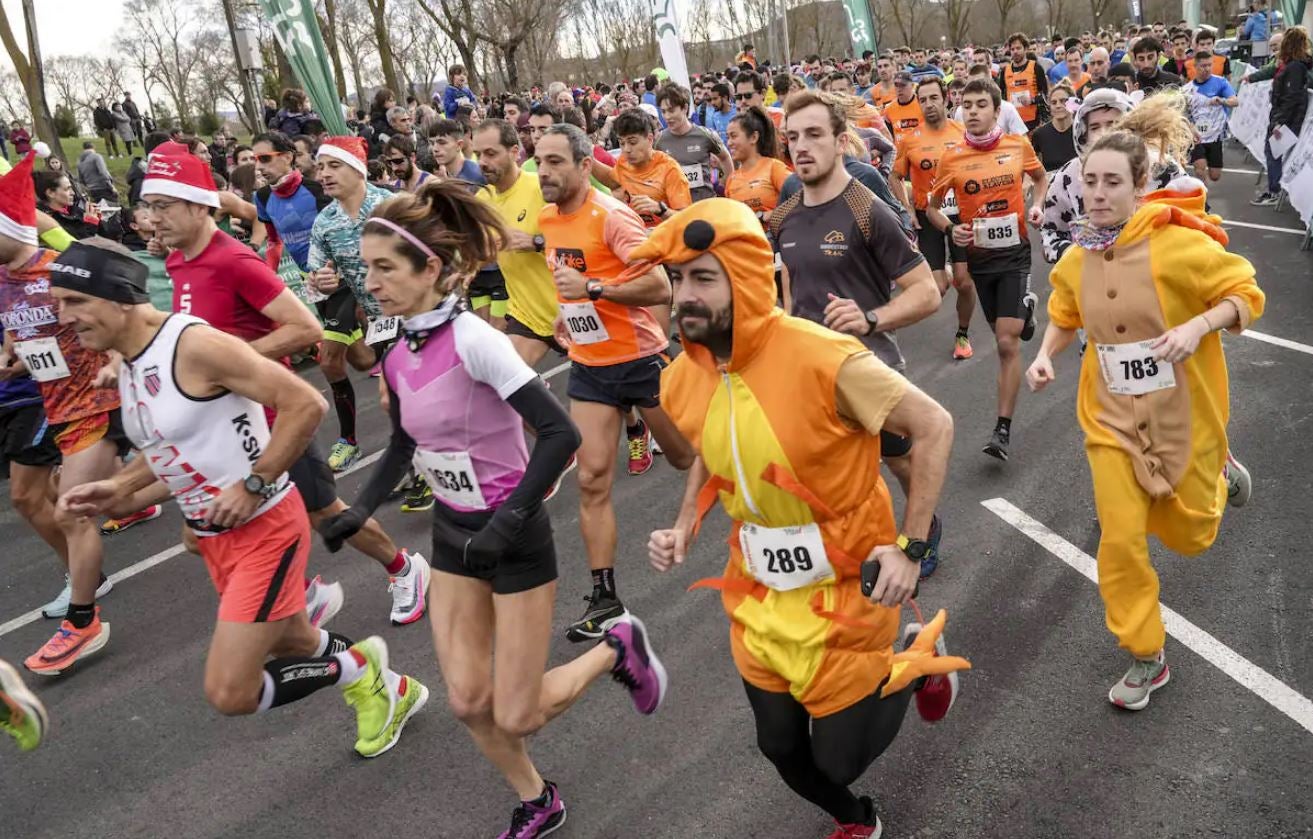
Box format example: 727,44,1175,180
1,146,1311,839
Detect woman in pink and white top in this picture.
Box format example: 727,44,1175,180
318,180,668,839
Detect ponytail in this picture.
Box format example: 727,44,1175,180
365,179,507,283
729,104,781,159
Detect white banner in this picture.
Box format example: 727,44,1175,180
650,0,691,93
1228,78,1313,225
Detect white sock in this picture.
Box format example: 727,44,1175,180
313,629,330,657
332,650,366,685
256,671,276,713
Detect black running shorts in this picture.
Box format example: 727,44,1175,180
971,270,1030,323
430,503,557,595
0,403,61,468
288,440,339,514
915,211,967,272
567,354,667,410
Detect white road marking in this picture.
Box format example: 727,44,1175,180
0,362,575,640
1223,219,1307,235
1222,168,1261,175
982,498,1313,736
1243,329,1313,356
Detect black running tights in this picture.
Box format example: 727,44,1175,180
743,679,913,823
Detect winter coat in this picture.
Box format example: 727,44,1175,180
1268,58,1313,133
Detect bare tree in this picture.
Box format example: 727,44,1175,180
684,0,719,73
474,0,572,90
1088,0,1117,30
0,72,29,123
584,0,657,81
330,0,376,104
1042,0,1070,34
941,0,974,48
363,0,403,93
119,0,208,129
415,0,484,90
0,0,62,159
886,0,930,47
44,56,100,127
321,0,350,99
994,0,1025,40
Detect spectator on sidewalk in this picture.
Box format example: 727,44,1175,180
1252,26,1312,206
93,98,120,158
76,141,118,203
121,92,144,140
112,102,135,156
9,121,30,157
1243,0,1278,63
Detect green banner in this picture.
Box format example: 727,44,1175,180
258,0,349,135
841,0,878,57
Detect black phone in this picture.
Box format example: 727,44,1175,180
860,558,880,597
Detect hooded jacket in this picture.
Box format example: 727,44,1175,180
629,199,968,715
1048,186,1265,499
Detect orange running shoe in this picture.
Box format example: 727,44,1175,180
952,334,974,360
100,504,162,535
25,608,110,676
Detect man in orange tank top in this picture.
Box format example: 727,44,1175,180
535,123,695,644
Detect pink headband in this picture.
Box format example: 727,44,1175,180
366,217,438,261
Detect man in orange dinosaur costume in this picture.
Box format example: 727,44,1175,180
642,198,969,839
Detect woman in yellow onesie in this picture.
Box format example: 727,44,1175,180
639,198,969,839
1027,130,1264,711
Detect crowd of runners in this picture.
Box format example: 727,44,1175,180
0,19,1290,838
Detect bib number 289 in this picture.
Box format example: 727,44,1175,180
763,545,814,574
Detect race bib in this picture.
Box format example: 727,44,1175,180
1095,340,1177,396
559,301,610,345
681,164,706,188
739,522,835,592
15,338,70,382
365,316,401,346
941,189,960,217
1010,91,1030,107
413,449,488,510
973,215,1021,249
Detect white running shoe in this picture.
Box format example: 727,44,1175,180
388,552,431,625
305,576,345,628
41,575,114,620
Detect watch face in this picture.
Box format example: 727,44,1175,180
244,475,264,494
905,540,928,560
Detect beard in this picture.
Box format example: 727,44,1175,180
677,299,734,359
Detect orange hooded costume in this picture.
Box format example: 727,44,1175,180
628,199,969,717
1048,185,1265,657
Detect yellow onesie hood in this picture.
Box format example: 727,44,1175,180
1122,182,1228,247
628,198,781,371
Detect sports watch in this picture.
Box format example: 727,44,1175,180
864,309,880,335
895,533,930,561
243,473,278,500
532,233,545,252
585,279,605,301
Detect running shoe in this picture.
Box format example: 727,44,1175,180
1108,652,1169,711
498,781,567,839
825,797,882,838
650,435,663,455
544,454,578,502
919,514,943,580
901,622,959,722
340,636,429,758
604,613,668,715
1250,192,1279,207
99,504,162,535
305,576,345,628
389,468,417,500
627,422,654,476
388,552,431,626
0,659,48,751
327,439,361,473
952,334,974,360
982,425,1010,462
1224,452,1252,508
401,479,434,513
566,591,629,643
1020,291,1038,341
24,608,110,676
41,575,114,620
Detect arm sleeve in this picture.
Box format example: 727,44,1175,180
499,380,582,514
1041,165,1077,264
1193,238,1265,333
455,315,538,399
234,253,287,311
1021,136,1045,178
592,146,616,166
1046,250,1084,330
39,225,75,252
665,163,693,209
867,198,925,278
833,352,909,435
891,138,911,179
352,377,417,516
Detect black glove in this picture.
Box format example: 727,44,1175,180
317,506,368,553
461,505,529,574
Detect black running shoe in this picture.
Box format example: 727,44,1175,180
919,514,943,579
565,591,628,643
982,426,1010,462
1020,292,1038,341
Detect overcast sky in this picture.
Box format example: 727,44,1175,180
2,0,126,59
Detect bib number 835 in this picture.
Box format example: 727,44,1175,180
1119,357,1159,380
764,546,814,574
984,225,1013,241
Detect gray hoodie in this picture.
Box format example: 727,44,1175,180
77,148,114,194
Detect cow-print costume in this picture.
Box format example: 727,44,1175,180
1041,156,1185,264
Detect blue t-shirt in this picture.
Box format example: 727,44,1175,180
705,105,737,143
255,180,329,271
454,158,487,186
1048,63,1071,83
1190,76,1235,102
0,374,41,410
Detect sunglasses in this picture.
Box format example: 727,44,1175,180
254,153,285,163
733,92,754,101
385,157,409,166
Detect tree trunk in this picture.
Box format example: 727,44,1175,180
0,1,63,164
504,42,521,92
274,39,297,91
322,0,349,101
367,0,402,95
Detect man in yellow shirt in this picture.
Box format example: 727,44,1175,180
472,119,561,366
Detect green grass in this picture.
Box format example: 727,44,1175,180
55,134,254,202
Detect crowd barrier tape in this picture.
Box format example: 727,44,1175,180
1229,77,1313,226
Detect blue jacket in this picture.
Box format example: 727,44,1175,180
443,85,477,117
1242,9,1274,42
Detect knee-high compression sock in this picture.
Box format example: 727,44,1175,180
329,379,357,445
256,636,362,713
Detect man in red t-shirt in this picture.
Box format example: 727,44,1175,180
141,153,432,627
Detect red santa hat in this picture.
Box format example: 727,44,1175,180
149,140,192,158
316,136,368,177
0,152,38,246
140,153,220,208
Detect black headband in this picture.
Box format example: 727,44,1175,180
49,242,150,305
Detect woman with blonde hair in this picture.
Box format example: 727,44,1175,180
319,179,668,839
1027,130,1264,710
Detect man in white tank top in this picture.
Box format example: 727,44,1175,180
52,242,429,758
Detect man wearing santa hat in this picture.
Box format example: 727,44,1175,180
0,153,126,674
139,151,431,627
306,136,392,475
